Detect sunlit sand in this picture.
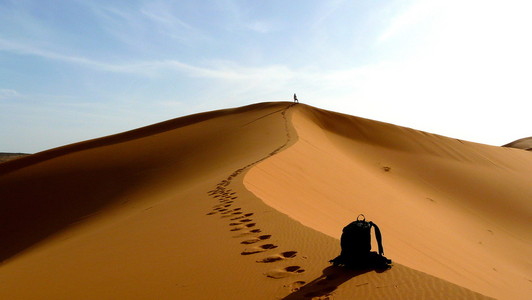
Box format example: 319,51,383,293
1,102,530,299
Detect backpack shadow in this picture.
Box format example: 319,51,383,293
281,265,377,300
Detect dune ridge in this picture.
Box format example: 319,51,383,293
0,102,307,299
245,104,532,299
0,102,294,263
0,101,524,299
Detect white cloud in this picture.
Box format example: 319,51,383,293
313,0,348,27
140,6,193,31
0,37,296,80
378,1,441,42
0,89,19,100
246,21,275,33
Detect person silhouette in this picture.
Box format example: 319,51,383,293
293,93,299,104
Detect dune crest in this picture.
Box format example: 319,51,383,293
0,102,307,299
0,102,292,263
245,104,532,300
0,102,526,299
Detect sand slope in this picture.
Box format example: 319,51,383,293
245,104,532,299
0,102,297,299
504,137,532,151
0,102,526,299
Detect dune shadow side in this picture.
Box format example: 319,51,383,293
282,266,372,300
0,169,145,263
0,102,289,175
0,102,294,263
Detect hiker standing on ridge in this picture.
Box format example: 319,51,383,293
293,93,299,104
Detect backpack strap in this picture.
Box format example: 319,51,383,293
370,221,384,256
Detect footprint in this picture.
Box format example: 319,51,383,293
240,235,271,244
285,281,306,292
232,231,255,238
230,216,245,220
244,213,254,217
239,219,253,223
229,223,256,231
265,266,305,279
241,239,259,245
230,226,245,231
232,229,262,238
241,244,278,255
206,212,217,215
257,251,297,263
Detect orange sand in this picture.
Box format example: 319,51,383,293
0,102,529,299
245,104,532,299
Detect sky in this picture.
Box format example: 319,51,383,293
1,0,531,153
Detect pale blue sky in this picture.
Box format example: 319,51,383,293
1,0,531,153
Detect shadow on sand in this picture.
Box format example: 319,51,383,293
282,265,382,299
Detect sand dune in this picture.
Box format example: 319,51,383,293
503,137,532,151
0,102,529,299
0,153,29,163
246,104,532,299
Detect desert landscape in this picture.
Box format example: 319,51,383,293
0,102,530,299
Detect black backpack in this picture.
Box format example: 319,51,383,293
341,214,384,256
331,214,391,269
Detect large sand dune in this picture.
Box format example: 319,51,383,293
246,104,532,299
0,102,530,299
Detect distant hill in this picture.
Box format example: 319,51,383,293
503,137,532,151
0,153,30,163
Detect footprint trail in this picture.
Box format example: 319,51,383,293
205,104,306,288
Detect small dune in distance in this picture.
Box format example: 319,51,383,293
503,137,532,151
0,102,530,300
0,153,30,163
